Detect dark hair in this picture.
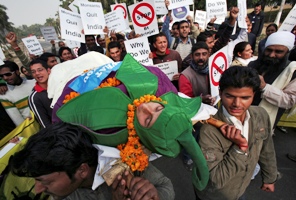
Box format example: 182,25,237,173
107,41,121,51
152,32,168,44
219,66,260,92
191,41,209,55
255,2,262,7
10,122,98,179
116,33,125,41
233,42,250,60
39,52,56,62
89,45,104,54
85,35,95,40
58,47,72,57
172,21,179,28
20,66,27,73
178,20,190,29
0,61,19,72
29,59,49,70
196,31,213,42
266,23,278,32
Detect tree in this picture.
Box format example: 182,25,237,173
0,4,14,43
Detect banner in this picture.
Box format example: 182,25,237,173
105,10,128,33
124,37,153,65
40,26,58,42
195,10,207,30
21,36,43,55
59,7,85,43
168,0,193,10
111,3,130,28
278,4,296,32
206,0,227,19
153,61,178,81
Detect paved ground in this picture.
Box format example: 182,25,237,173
152,127,296,200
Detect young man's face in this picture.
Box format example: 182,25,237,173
109,47,122,62
254,5,261,14
153,36,168,55
0,67,20,85
205,36,215,54
61,50,73,61
97,37,106,48
179,22,190,38
30,63,51,85
85,36,96,48
34,171,82,199
47,56,58,68
220,87,254,122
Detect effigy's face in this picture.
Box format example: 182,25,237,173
136,102,164,128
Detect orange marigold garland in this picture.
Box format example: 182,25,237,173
63,77,121,104
118,94,166,172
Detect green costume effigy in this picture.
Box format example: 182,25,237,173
56,54,209,191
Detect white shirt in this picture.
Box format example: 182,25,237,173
222,106,250,142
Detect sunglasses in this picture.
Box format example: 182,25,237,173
0,71,15,78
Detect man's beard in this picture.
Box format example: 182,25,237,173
258,53,288,75
194,59,207,70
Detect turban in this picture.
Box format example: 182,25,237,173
265,31,295,50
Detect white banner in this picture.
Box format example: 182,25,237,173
168,0,193,10
0,47,4,65
278,4,296,32
105,10,128,33
195,10,207,30
65,39,80,49
40,26,58,42
153,61,178,81
59,7,85,43
111,3,130,29
237,0,247,28
79,2,105,35
124,37,153,65
69,0,88,13
22,36,43,55
128,1,159,37
206,0,227,19
208,46,229,105
154,0,168,15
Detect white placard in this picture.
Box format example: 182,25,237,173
111,3,130,28
278,4,296,32
208,46,229,105
154,0,168,15
206,0,227,19
154,61,178,81
128,1,159,37
0,48,5,60
171,6,190,22
168,0,193,10
124,37,153,65
69,0,88,13
79,2,105,35
237,0,247,28
66,39,80,48
0,59,4,65
22,36,43,55
40,26,58,42
195,10,207,30
105,10,128,33
59,7,85,43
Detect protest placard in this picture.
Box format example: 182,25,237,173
195,10,207,30
65,39,80,49
22,36,43,55
79,2,105,35
111,3,130,28
171,6,190,22
208,46,229,105
69,0,88,13
278,4,296,32
237,0,247,28
128,0,159,37
105,10,128,33
154,0,168,15
59,7,85,43
124,37,153,65
206,0,227,19
40,26,58,42
0,48,4,65
168,0,193,10
153,61,178,81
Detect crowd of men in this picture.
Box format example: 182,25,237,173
0,1,296,200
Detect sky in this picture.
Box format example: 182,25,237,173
1,0,61,27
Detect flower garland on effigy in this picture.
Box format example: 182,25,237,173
50,52,218,191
